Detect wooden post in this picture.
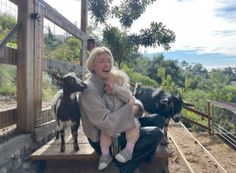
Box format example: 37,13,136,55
207,101,211,134
80,0,88,79
16,0,35,133
33,0,43,127
81,0,88,33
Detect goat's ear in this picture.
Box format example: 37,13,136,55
52,73,63,82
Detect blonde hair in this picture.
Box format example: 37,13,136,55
86,46,114,73
109,68,130,88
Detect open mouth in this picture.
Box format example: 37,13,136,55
102,69,110,73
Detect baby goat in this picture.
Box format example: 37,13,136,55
52,72,87,152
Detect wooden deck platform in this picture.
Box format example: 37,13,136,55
31,128,170,173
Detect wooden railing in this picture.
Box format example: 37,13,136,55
182,101,212,133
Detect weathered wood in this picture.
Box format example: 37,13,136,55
16,0,35,133
80,0,88,79
184,105,211,120
31,129,96,160
0,107,16,129
81,0,88,33
33,0,44,128
31,129,169,173
0,47,17,65
39,0,86,41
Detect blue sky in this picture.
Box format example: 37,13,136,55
45,0,236,69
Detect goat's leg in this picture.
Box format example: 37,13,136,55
55,120,60,139
60,129,65,152
71,123,79,151
55,131,59,139
161,118,170,145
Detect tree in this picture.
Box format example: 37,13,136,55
49,37,81,63
0,13,17,95
88,0,176,66
103,26,138,68
0,13,17,48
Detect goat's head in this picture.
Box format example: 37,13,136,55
52,73,87,94
160,94,194,122
160,95,183,122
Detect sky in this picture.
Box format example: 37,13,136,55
43,0,236,69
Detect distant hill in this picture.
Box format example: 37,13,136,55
146,50,236,70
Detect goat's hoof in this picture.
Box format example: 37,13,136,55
74,145,79,151
60,147,65,152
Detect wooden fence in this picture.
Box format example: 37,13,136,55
0,0,88,133
182,101,212,133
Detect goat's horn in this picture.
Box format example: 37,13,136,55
52,73,63,82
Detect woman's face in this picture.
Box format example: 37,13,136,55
93,52,112,80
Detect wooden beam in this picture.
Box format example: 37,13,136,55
39,0,87,41
81,0,88,33
33,0,44,128
16,0,35,133
80,0,88,79
184,106,211,120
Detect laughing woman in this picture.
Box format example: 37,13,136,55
79,46,165,173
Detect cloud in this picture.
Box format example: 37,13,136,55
215,0,236,21
44,0,236,58
133,0,236,56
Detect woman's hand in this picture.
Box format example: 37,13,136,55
104,81,113,94
132,104,140,116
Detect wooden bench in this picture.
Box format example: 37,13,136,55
31,128,170,173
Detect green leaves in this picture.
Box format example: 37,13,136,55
89,0,113,23
130,22,176,50
103,26,136,68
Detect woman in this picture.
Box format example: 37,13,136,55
79,46,165,173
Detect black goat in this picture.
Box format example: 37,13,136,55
134,84,194,145
134,84,186,122
52,73,87,152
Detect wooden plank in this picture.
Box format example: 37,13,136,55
0,47,17,65
47,159,99,173
31,128,97,160
31,143,98,160
0,108,16,129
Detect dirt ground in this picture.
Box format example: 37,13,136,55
192,131,236,173
167,122,236,173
